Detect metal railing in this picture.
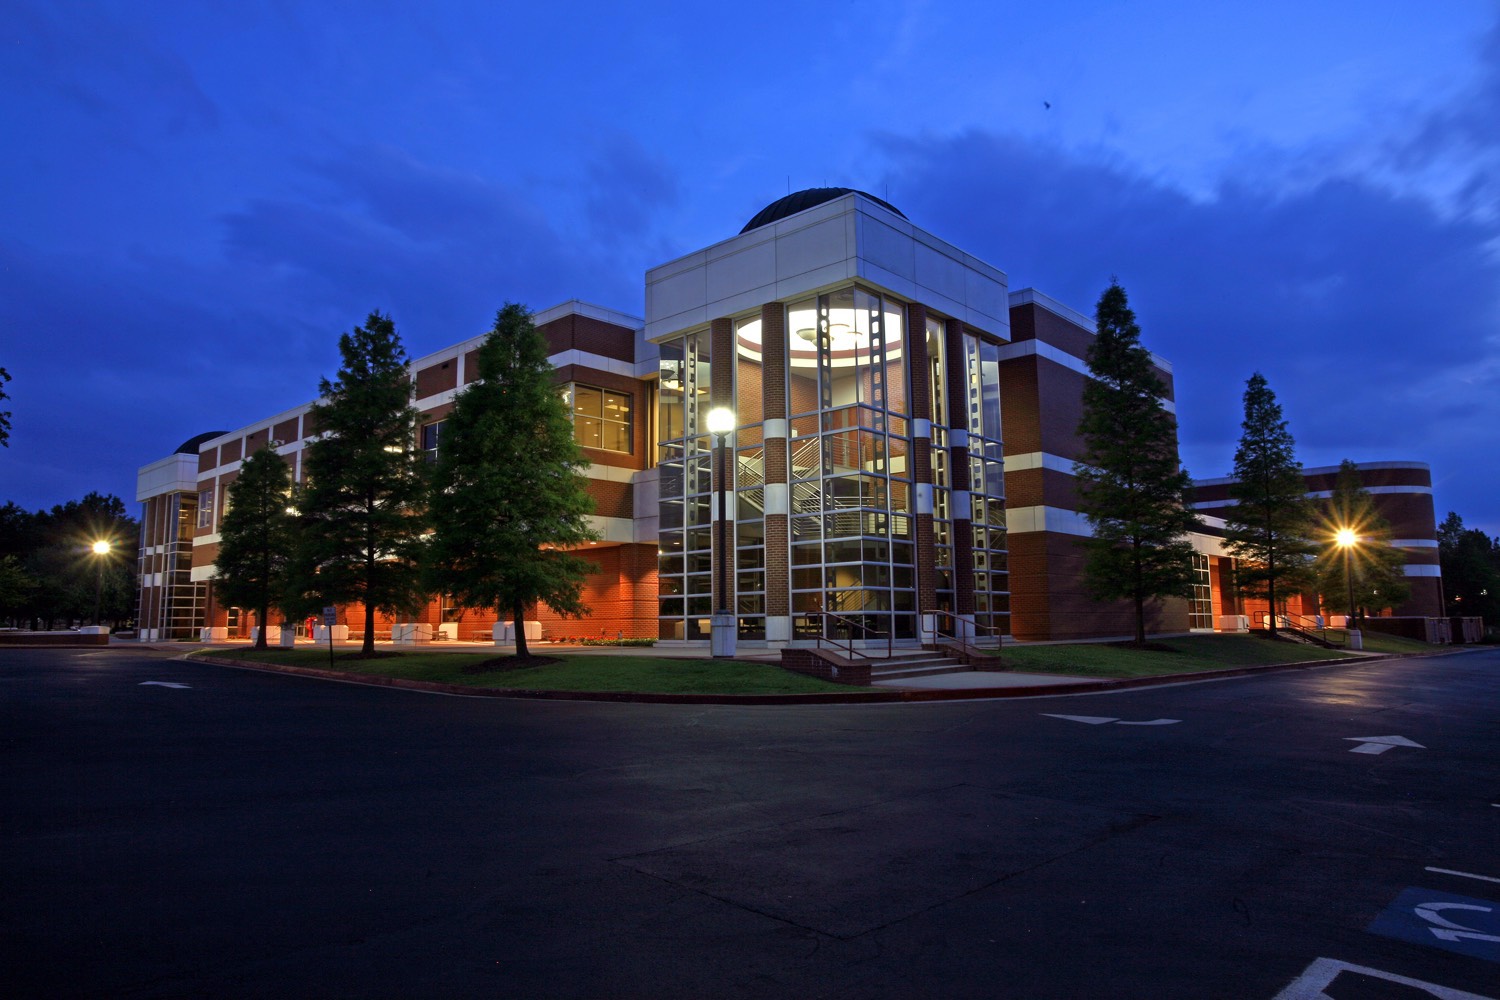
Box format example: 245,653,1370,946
794,610,891,660
929,610,1001,665
1256,612,1344,648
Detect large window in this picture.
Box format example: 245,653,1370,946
963,331,1009,636
1190,553,1213,630
196,488,214,529
420,420,444,464
656,331,713,640
784,286,916,642
565,384,632,452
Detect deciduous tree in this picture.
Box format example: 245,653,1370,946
214,445,295,649
1074,281,1200,644
1223,373,1316,635
294,311,427,656
425,303,598,658
1313,460,1410,618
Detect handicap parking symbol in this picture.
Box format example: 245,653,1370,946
1369,887,1500,963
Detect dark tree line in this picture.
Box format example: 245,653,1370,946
1438,513,1500,627
0,493,137,629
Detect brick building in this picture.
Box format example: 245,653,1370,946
135,189,1444,644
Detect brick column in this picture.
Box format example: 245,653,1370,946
710,317,735,615
906,304,939,641
759,302,792,645
943,316,976,621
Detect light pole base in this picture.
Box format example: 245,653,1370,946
1346,628,1363,651
710,612,737,658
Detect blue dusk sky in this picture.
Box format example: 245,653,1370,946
2,1,1497,535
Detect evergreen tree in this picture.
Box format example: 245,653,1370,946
295,311,428,656
1224,373,1316,636
213,445,295,649
425,303,598,658
0,365,11,447
1313,460,1409,619
1074,281,1200,644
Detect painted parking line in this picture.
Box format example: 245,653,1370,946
1272,957,1495,999
138,681,191,689
1426,867,1500,886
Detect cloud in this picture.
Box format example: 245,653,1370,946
879,118,1500,531
582,133,680,246
221,145,644,347
2,0,219,140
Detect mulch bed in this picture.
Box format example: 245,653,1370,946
461,655,563,674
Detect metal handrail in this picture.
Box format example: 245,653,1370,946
802,609,891,660
930,610,1000,665
1259,612,1344,648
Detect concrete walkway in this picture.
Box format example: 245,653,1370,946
873,670,1100,690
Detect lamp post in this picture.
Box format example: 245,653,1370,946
90,539,112,628
1335,528,1362,651
706,406,736,658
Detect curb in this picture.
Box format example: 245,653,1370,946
179,647,1449,706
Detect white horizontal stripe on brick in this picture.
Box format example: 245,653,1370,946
1195,484,1434,510
1003,451,1081,475
1005,505,1095,538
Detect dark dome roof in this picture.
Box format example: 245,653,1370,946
175,430,229,455
741,187,906,234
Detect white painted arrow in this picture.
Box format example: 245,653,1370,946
139,681,191,689
1345,735,1424,754
1042,714,1181,726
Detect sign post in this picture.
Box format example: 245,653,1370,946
323,606,337,669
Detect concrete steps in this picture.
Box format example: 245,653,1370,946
866,652,972,681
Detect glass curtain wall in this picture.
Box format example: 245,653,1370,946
963,333,1010,635
733,316,767,639
656,333,713,639
785,286,915,644
926,316,955,615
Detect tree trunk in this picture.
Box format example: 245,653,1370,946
362,600,375,656
254,603,268,650
513,596,528,658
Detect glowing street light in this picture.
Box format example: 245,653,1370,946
1335,528,1361,649
90,539,112,627
705,406,736,658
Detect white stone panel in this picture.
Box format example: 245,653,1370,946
136,453,200,502
707,239,778,303
860,218,916,281
965,267,1010,331
648,267,709,330
914,242,968,304
774,216,853,285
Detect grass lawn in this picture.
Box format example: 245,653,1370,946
190,648,853,695
991,633,1352,679
1354,630,1445,655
